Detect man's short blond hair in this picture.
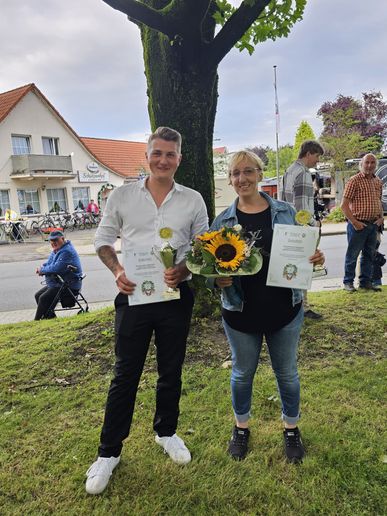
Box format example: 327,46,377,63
147,127,182,154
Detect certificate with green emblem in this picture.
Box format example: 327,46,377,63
123,247,180,305
266,224,319,290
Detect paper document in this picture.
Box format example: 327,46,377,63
123,247,180,306
266,224,319,290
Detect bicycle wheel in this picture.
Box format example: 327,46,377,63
30,221,40,235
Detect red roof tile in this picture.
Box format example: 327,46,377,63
0,84,34,124
80,137,150,178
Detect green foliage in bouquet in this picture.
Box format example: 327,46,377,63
186,226,263,277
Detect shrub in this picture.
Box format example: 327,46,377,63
325,206,346,223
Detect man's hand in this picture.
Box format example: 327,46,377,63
374,216,384,227
164,262,188,288
352,219,366,231
309,248,325,266
115,268,136,295
36,267,42,276
215,276,233,288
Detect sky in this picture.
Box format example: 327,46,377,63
1,0,387,152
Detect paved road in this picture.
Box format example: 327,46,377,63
0,255,116,312
1,233,386,312
0,229,385,323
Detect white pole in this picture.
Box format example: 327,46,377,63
273,65,280,197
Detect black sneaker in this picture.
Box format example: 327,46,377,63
359,283,380,292
283,427,305,463
228,426,250,460
304,309,323,320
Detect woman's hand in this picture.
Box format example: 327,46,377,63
215,276,233,288
309,248,325,266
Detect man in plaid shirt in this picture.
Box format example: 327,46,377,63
280,140,325,319
341,154,384,292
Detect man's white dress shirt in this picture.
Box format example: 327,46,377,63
95,179,208,276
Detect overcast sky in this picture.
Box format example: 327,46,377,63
1,0,386,151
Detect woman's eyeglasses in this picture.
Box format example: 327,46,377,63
230,167,261,179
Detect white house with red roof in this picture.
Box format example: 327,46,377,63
0,83,230,217
0,84,137,216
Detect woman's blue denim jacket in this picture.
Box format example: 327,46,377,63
209,191,303,312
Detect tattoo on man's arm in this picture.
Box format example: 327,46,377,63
97,245,121,274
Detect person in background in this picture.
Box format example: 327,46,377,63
85,127,208,495
5,208,23,241
34,230,82,319
279,140,325,320
50,202,62,213
371,226,385,291
211,150,324,463
25,204,35,214
341,153,384,292
86,199,99,215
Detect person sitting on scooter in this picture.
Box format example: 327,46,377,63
34,230,83,320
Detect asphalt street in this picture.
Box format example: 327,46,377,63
0,225,385,323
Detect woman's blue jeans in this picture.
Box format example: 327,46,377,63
343,222,378,286
222,308,304,425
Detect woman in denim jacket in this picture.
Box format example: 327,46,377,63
210,151,325,463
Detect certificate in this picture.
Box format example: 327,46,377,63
266,224,319,290
123,247,180,306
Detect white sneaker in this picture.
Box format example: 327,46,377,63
155,433,191,465
85,456,120,495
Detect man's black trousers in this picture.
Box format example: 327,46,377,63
34,286,60,320
98,282,194,458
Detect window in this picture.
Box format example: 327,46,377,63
42,137,59,155
12,135,31,155
0,190,10,217
72,187,89,211
46,188,67,212
17,189,40,215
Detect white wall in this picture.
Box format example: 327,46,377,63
0,91,123,214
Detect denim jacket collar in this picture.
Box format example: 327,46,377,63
220,191,289,228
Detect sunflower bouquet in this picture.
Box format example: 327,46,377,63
186,225,263,277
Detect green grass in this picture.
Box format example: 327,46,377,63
0,289,386,515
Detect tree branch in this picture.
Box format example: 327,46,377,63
101,0,178,38
205,0,271,68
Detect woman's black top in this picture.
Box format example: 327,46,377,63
222,206,301,333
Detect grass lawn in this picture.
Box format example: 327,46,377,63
0,289,386,515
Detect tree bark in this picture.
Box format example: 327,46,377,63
141,24,217,221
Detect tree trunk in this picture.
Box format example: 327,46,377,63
141,25,218,222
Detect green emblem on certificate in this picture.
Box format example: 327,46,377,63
159,227,173,239
142,280,155,296
283,264,298,281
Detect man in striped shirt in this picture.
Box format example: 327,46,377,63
280,140,325,319
341,154,384,292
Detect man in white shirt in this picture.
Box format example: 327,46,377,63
85,127,208,495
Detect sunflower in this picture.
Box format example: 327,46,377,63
205,232,246,270
196,229,221,242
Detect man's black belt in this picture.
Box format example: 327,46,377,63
357,219,376,224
